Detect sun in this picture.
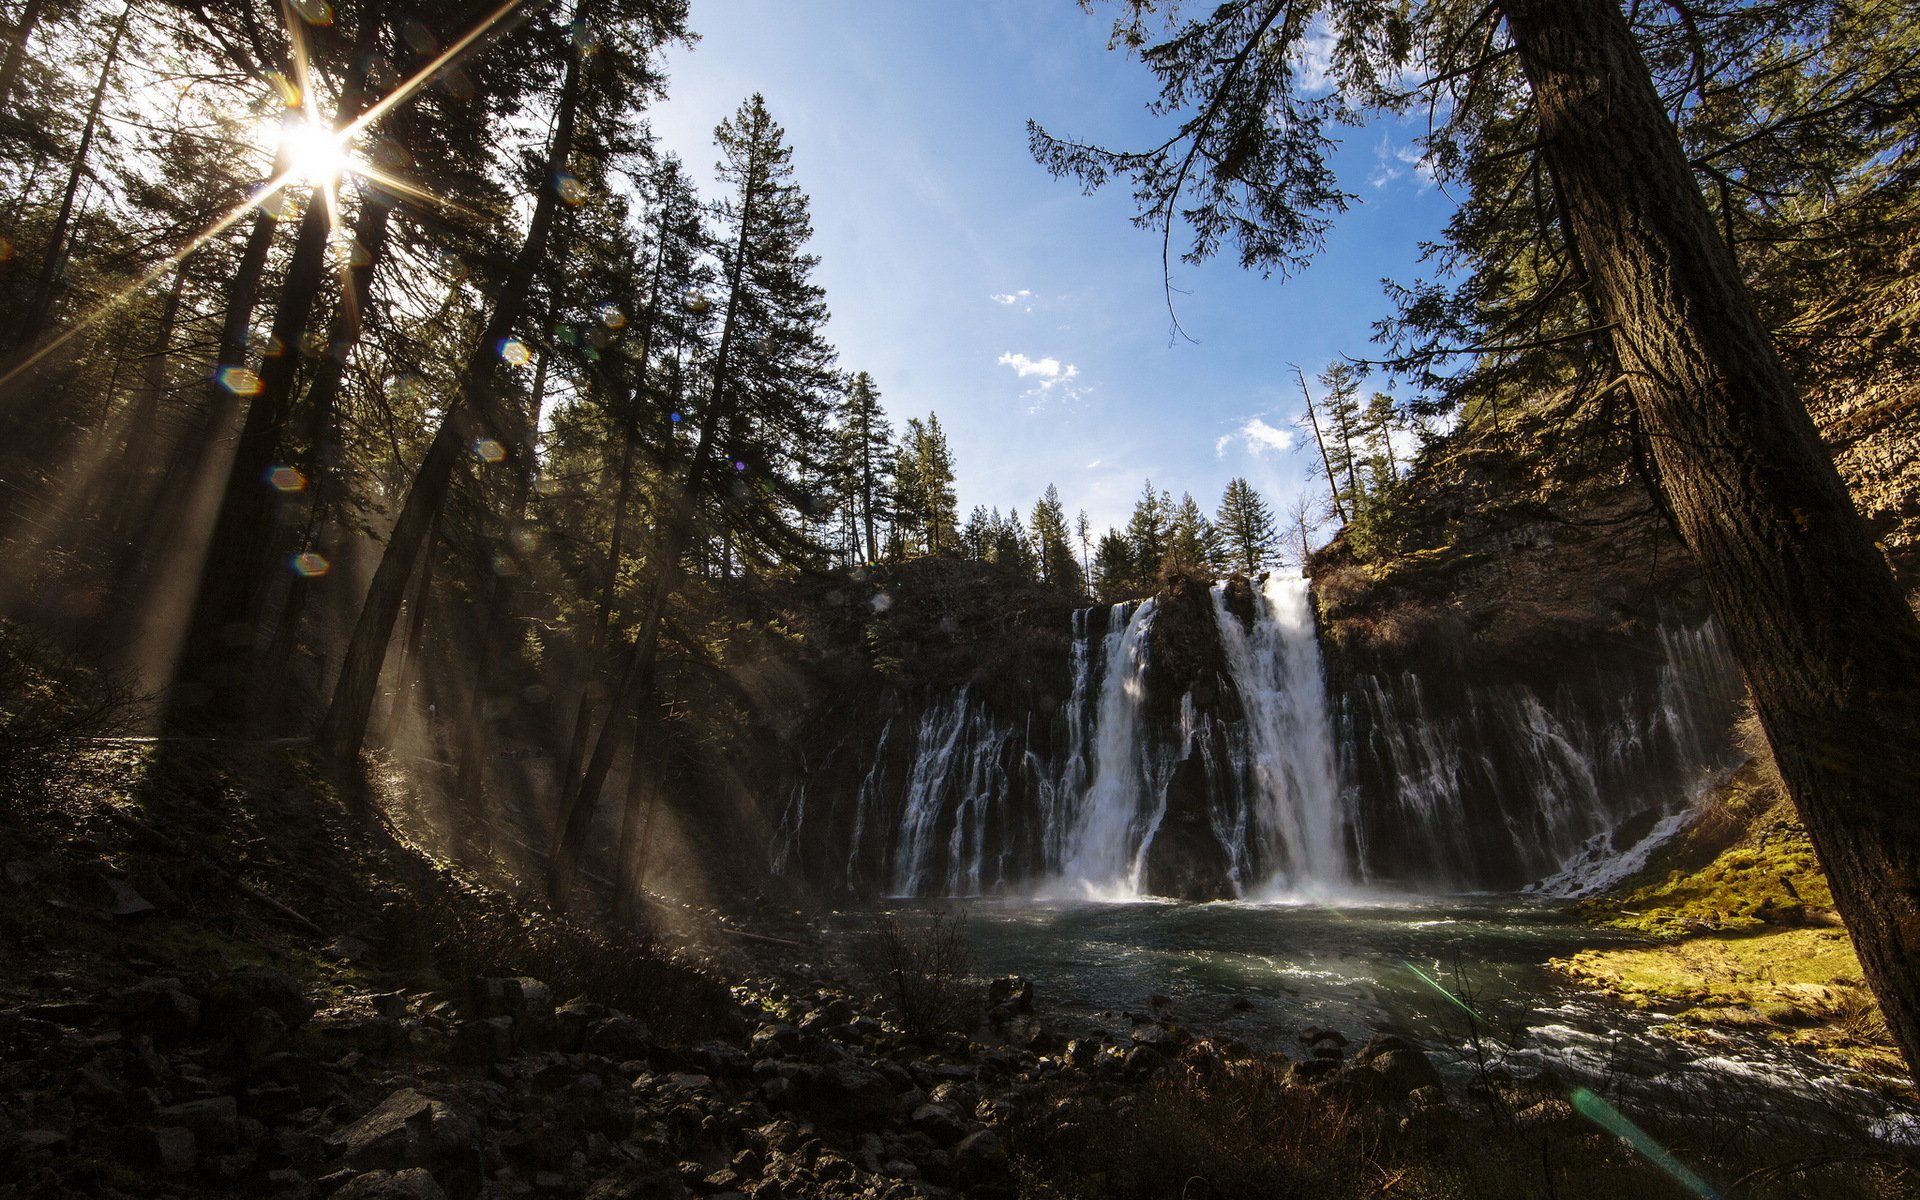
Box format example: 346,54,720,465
279,115,350,187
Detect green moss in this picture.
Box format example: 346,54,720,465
1581,761,1832,938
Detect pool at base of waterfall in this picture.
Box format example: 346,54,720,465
830,895,1916,1143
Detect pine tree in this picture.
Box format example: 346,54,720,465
1029,484,1082,594
1091,529,1136,602
1165,492,1217,574
838,371,891,563
550,92,834,906
1123,479,1172,587
1215,477,1280,576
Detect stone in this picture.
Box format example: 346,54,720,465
156,1096,239,1148
331,1090,433,1170
370,992,410,1020
108,977,202,1039
1367,1048,1443,1102
138,1125,199,1173
1123,1044,1168,1078
950,1129,1009,1186
105,878,158,918
324,936,375,964
909,1103,966,1146
794,1061,895,1130
451,1018,515,1066
333,1168,448,1200
985,977,1032,1015
207,965,313,1030
583,1015,651,1061
1512,1098,1575,1133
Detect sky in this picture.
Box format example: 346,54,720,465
646,0,1456,539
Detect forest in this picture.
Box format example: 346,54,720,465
0,1,1917,1198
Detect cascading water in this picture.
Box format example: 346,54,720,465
1058,600,1161,894
1212,575,1346,894
772,574,1746,901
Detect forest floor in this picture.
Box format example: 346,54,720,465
4,744,1918,1200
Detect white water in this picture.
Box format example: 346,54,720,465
1213,575,1347,895
1058,600,1160,894
774,576,1743,901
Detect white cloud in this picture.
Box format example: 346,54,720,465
990,289,1033,305
998,351,1079,385
1370,131,1436,191
1218,416,1296,459
1295,18,1337,95
998,350,1087,411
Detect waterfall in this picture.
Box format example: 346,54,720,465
772,573,1745,902
1058,600,1160,895
1213,574,1347,894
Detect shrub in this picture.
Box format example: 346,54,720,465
0,620,133,795
864,907,976,1042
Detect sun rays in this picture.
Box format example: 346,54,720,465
0,0,543,394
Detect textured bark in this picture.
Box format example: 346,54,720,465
1501,0,1920,1081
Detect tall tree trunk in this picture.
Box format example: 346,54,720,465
259,194,396,716
1294,366,1346,523
1500,0,1920,1083
320,24,584,764
544,172,763,909
0,0,48,114
17,1,129,346
172,25,382,732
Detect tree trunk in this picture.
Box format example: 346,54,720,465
1501,0,1920,1083
0,0,48,113
172,23,383,732
320,26,584,764
258,194,396,713
17,1,130,346
544,167,763,909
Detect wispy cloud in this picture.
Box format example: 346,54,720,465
1218,416,1295,459
990,288,1034,307
998,350,1087,411
1369,130,1435,191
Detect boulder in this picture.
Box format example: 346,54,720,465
333,1168,448,1200
1367,1048,1443,1102
207,966,313,1030
327,1088,475,1172
793,1061,895,1130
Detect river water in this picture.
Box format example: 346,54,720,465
849,896,1916,1146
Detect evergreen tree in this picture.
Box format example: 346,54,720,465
1029,484,1082,594
1123,478,1172,586
1091,529,1136,603
1215,477,1280,576
838,371,892,563
1165,491,1217,573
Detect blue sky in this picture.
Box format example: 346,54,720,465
647,0,1454,541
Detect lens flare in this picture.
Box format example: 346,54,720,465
265,465,307,492
498,339,532,366
472,438,506,463
279,116,349,186
290,551,330,577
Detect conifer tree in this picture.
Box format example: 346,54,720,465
838,371,891,563
1029,483,1082,594
1215,477,1279,576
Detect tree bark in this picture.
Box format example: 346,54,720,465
1500,0,1920,1082
320,23,584,764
